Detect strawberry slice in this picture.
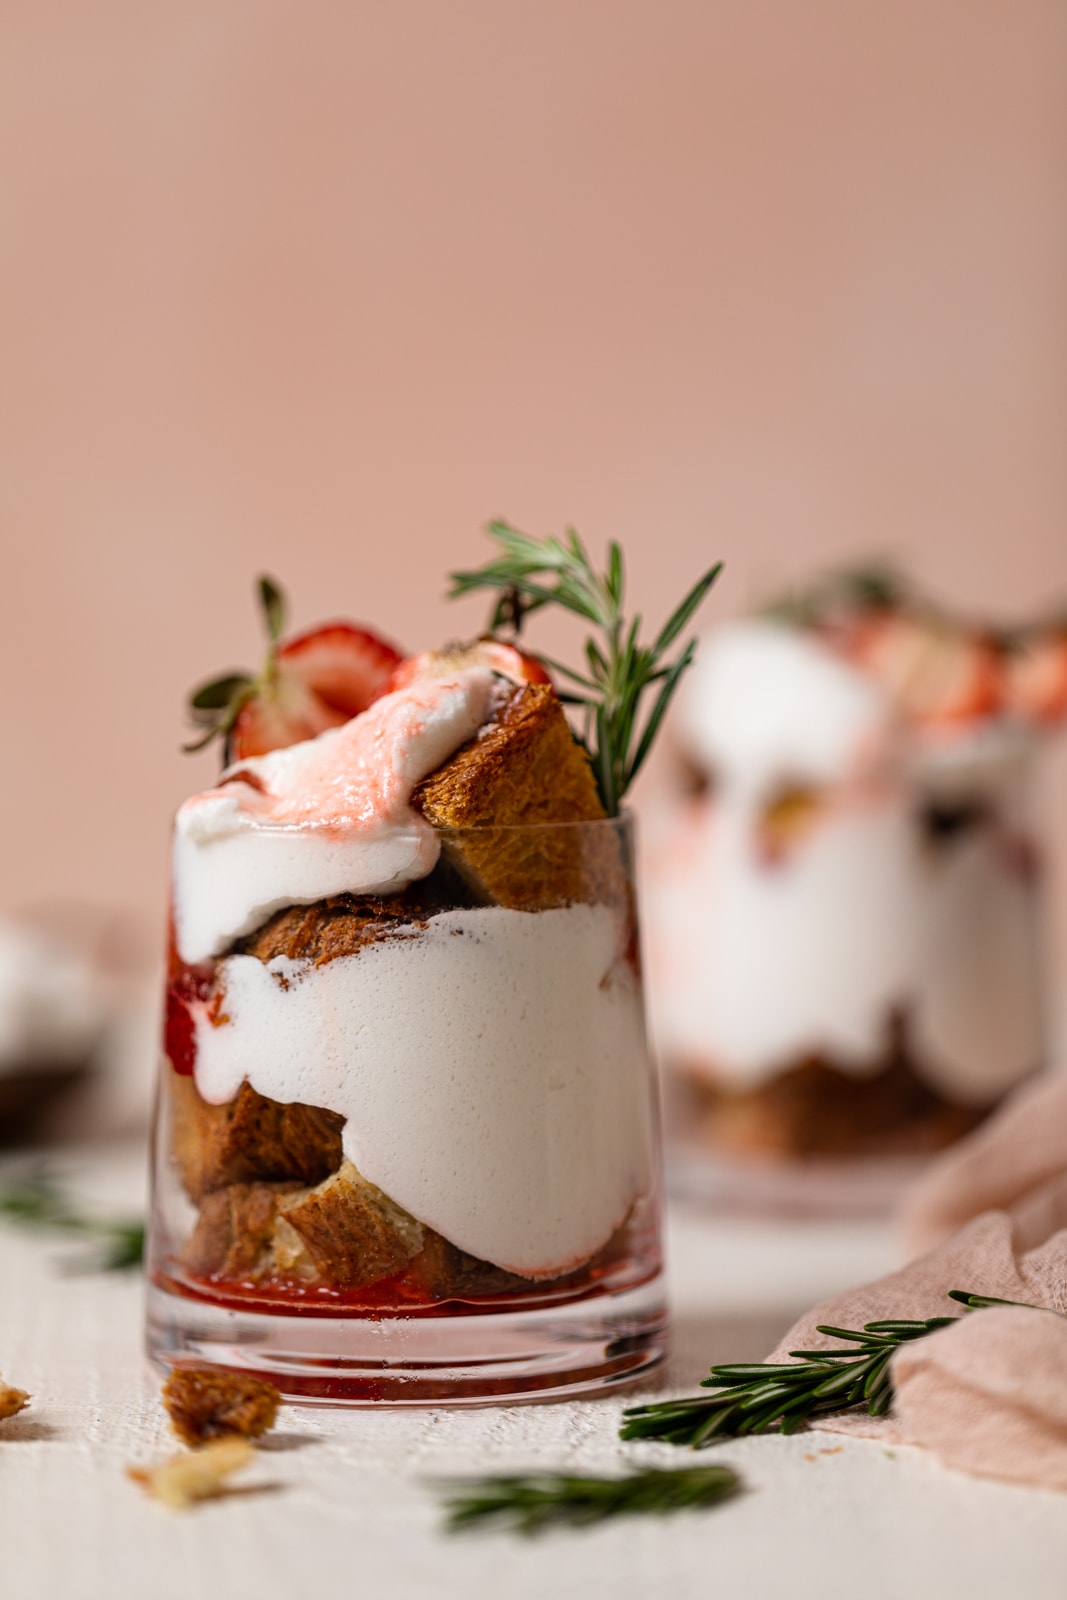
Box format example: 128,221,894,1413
230,668,347,759
278,622,404,719
1005,630,1067,723
230,624,403,759
844,612,1003,727
184,578,404,763
378,638,552,700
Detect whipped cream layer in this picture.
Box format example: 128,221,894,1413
649,797,918,1085
192,905,654,1277
173,669,505,965
647,621,1043,1101
649,796,1042,1100
677,620,896,794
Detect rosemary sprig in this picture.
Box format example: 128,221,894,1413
620,1289,1051,1448
436,1463,741,1535
762,561,1067,649
0,1174,144,1271
449,522,722,815
763,561,908,628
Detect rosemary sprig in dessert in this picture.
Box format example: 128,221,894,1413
620,1290,1051,1448
437,1463,741,1535
764,560,907,627
449,522,722,815
0,1173,144,1271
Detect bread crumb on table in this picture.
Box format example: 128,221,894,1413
0,1378,30,1421
162,1368,281,1446
127,1438,255,1510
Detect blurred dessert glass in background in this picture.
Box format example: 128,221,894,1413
0,910,159,1148
644,569,1067,1212
0,916,106,1142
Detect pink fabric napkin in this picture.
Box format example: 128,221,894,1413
899,1072,1067,1257
766,1073,1067,1489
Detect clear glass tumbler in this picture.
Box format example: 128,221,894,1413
146,814,666,1402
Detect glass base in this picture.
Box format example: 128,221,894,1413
145,1272,668,1405
667,1140,923,1219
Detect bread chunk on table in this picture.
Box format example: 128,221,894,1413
162,1369,280,1446
0,1379,30,1421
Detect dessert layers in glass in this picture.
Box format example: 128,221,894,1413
148,671,664,1400
645,620,1045,1208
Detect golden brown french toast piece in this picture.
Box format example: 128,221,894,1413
169,1074,344,1202
683,1046,984,1158
162,1370,281,1447
412,684,620,909
183,1179,306,1279
414,684,603,827
408,1231,527,1299
182,1154,626,1294
0,1380,29,1421
233,890,445,965
278,1160,425,1290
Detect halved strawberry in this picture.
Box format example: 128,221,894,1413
376,637,552,700
229,667,349,759
185,577,404,763
844,612,1003,727
277,622,404,719
1005,630,1067,723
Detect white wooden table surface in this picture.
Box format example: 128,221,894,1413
1,1139,1064,1600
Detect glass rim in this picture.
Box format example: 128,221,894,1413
434,809,634,837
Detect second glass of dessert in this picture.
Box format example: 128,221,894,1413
148,530,721,1401
645,569,1065,1211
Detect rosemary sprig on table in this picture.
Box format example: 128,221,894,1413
437,1463,741,1535
0,1174,144,1271
620,1290,1050,1448
432,1289,1053,1535
449,522,722,815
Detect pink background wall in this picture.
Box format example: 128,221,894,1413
3,3,1066,994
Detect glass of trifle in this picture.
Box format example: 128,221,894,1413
147,526,721,1402
645,568,1066,1212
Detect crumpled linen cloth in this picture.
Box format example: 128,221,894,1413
899,1072,1067,1258
766,1073,1067,1489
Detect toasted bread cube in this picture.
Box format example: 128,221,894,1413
234,892,441,965
183,1179,307,1279
169,1075,344,1202
408,1230,526,1300
162,1369,280,1446
278,1160,425,1290
0,1380,29,1421
413,684,622,909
